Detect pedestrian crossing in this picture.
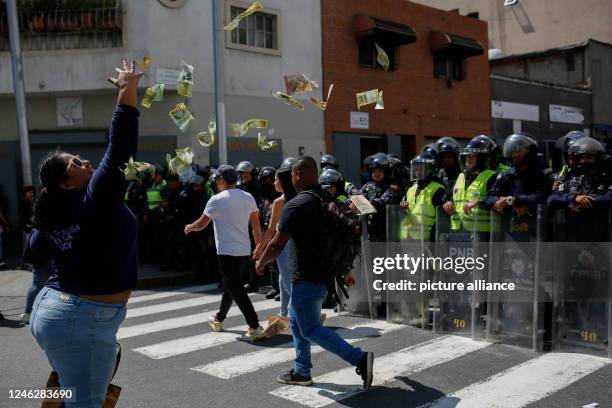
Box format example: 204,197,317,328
122,285,611,408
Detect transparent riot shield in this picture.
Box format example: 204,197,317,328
431,207,485,339
386,204,433,328
336,215,381,319
551,208,611,358
485,205,547,351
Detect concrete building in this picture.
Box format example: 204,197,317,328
0,0,324,243
490,39,612,164
321,0,491,186
410,0,612,56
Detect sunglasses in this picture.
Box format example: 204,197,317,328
63,156,87,179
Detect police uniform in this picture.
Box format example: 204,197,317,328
360,180,402,242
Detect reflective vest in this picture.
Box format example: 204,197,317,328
450,170,496,232
558,164,569,178
498,163,510,173
400,181,444,241
337,194,348,204
146,180,166,210
344,181,356,194
205,181,215,199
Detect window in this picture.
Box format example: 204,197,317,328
229,5,278,51
467,12,480,19
358,37,396,71
433,51,465,81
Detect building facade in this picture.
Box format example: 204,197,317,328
490,39,612,162
0,0,324,234
321,0,491,186
410,0,612,56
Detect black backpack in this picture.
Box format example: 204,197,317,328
303,190,361,300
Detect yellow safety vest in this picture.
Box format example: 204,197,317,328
337,194,348,204
450,171,496,232
400,181,444,241
146,180,166,210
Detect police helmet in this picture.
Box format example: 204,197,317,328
319,168,345,185
502,133,538,164
320,154,338,170
280,157,297,170
568,137,604,157
236,161,256,174
435,137,460,155
259,166,276,180
387,155,404,182
421,144,439,160
368,152,389,170
557,131,587,163
362,155,374,167
460,136,492,172
410,153,437,181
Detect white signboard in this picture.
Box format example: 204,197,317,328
549,104,584,124
56,97,83,127
492,100,539,122
155,68,182,88
350,111,369,129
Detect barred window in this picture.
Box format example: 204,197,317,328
230,6,278,50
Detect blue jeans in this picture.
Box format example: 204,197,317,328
31,287,127,408
277,239,296,317
289,281,364,378
25,264,52,313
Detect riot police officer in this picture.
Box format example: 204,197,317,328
435,137,461,193
236,161,261,206
319,168,349,203
443,136,497,233
320,154,359,196
486,134,551,240
359,153,402,242
548,137,612,241
387,154,411,196
399,152,446,242
553,131,586,191
280,156,297,170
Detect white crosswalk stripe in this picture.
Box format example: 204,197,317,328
128,284,218,305
126,291,255,319
134,309,341,359
419,352,610,408
118,298,278,339
191,320,405,378
269,335,490,408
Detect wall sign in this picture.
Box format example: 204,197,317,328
350,111,369,129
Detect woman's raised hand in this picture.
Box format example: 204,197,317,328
108,59,143,107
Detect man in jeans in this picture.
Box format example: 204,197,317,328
185,165,265,341
255,156,374,389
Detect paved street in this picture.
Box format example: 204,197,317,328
1,275,611,408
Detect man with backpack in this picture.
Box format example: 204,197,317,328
255,156,374,390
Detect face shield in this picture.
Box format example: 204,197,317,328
410,158,435,181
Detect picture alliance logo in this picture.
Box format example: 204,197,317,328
372,250,488,275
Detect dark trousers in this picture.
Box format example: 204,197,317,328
216,255,260,329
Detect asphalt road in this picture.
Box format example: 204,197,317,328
1,276,610,408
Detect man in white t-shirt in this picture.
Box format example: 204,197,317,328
185,165,265,341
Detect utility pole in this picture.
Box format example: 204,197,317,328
6,0,32,185
212,0,228,165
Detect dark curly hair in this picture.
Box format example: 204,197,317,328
32,150,73,231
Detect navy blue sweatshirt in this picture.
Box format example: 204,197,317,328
28,105,140,295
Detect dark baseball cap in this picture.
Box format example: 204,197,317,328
215,165,237,184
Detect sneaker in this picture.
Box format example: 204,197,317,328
20,313,30,324
265,289,279,299
0,260,6,269
277,369,313,386
240,326,266,342
207,316,224,332
319,313,327,326
274,294,281,301
356,351,374,391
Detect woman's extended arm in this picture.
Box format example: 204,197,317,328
86,60,143,207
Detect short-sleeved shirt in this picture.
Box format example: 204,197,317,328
278,184,327,284
204,188,258,256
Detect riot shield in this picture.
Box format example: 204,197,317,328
431,207,485,339
336,215,381,319
386,204,433,328
551,207,611,358
485,204,547,351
